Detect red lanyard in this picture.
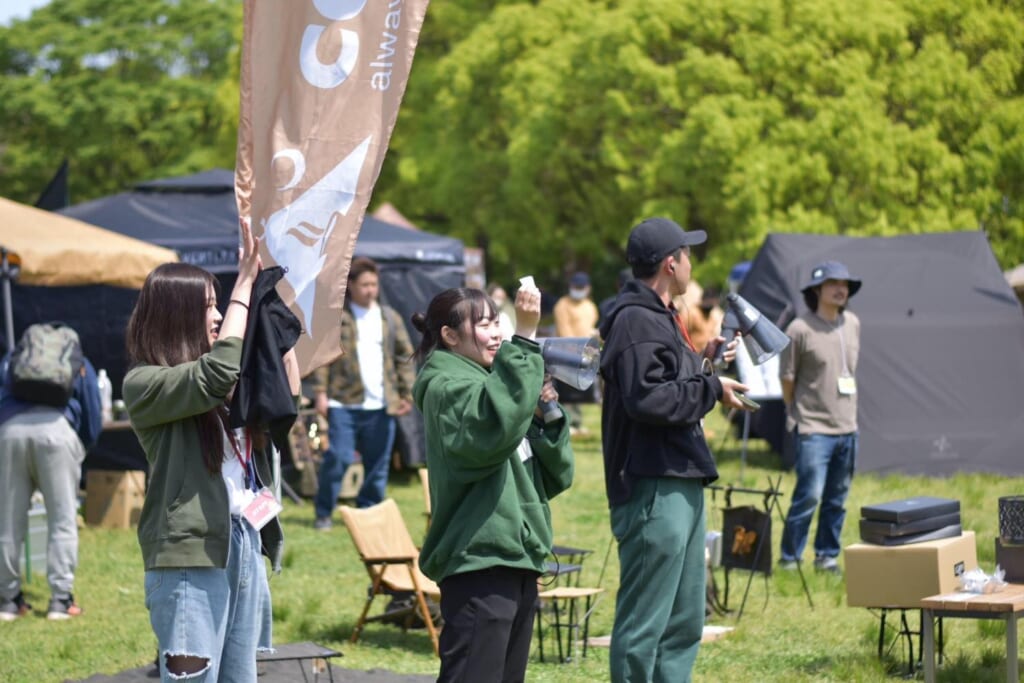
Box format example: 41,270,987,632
227,428,255,490
671,306,697,353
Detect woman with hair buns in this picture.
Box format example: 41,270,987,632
410,285,575,682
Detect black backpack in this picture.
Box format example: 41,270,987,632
9,322,84,408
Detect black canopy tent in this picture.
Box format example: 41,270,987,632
60,169,465,337
736,231,1024,476
54,169,464,472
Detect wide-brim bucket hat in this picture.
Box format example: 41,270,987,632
801,260,862,297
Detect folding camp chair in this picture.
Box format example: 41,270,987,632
338,499,441,656
535,541,609,663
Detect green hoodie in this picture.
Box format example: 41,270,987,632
412,336,574,582
123,337,283,572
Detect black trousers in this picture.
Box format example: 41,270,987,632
437,566,540,683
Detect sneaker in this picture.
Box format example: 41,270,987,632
0,592,32,622
814,556,841,574
46,594,82,620
313,517,333,531
777,559,799,571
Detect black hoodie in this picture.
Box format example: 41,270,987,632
598,279,723,506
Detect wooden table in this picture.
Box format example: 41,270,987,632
921,583,1024,682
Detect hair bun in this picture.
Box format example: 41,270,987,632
410,312,427,333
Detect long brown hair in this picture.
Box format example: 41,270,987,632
126,263,231,475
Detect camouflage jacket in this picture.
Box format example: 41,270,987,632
311,303,416,415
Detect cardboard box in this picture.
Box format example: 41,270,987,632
85,470,146,529
844,531,977,607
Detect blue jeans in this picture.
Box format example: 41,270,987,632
144,518,272,682
610,478,706,683
780,432,858,562
314,407,396,517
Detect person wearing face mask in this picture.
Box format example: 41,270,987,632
411,285,574,683
553,271,599,434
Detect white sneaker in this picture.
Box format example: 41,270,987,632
814,556,841,574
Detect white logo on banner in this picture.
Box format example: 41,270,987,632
262,137,373,330
299,0,368,88
272,149,307,191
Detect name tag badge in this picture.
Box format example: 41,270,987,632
837,375,857,396
242,487,283,531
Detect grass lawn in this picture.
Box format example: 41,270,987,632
2,404,1022,682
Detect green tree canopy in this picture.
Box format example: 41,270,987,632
383,0,1024,288
0,0,240,203
2,0,1022,293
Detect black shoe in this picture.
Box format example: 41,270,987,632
46,594,83,620
0,592,32,622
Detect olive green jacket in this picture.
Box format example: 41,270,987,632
123,337,284,572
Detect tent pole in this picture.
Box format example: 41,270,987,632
1,248,16,353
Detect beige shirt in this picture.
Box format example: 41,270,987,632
553,296,598,338
779,311,860,434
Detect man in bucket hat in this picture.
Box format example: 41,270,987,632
599,217,753,682
778,260,862,574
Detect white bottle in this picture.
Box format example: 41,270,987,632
97,368,113,423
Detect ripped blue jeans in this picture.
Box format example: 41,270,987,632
144,517,272,682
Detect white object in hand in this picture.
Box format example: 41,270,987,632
519,276,536,290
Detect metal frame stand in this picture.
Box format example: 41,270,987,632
710,477,814,621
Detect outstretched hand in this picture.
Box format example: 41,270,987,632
237,216,262,286
514,286,541,340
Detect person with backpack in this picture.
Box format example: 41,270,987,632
0,323,102,621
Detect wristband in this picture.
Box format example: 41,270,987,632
230,299,250,310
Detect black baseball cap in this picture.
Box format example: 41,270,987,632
626,217,706,265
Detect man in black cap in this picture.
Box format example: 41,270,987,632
778,260,862,574
599,217,752,682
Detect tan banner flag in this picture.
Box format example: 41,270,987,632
235,0,430,375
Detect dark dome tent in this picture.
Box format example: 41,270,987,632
736,231,1024,476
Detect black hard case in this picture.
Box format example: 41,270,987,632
860,496,960,524
859,511,962,538
859,523,963,547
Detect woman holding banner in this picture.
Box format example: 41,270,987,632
123,220,299,682
411,284,574,682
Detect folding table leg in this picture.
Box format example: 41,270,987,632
552,597,565,663
535,602,546,662
581,595,594,659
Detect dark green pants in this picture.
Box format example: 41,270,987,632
610,477,706,683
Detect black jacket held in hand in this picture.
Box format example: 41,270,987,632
229,266,303,451
598,279,723,507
